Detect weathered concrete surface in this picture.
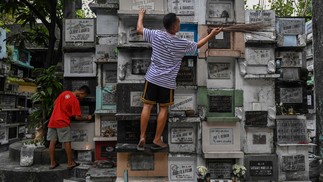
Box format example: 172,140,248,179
0,151,69,182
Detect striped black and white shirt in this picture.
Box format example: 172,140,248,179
143,28,197,89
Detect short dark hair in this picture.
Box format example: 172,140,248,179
163,13,177,31
78,85,91,95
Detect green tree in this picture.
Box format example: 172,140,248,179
0,0,61,67
0,0,88,67
246,0,312,17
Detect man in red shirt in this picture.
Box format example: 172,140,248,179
47,85,92,170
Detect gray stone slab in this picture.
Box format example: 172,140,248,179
168,122,197,153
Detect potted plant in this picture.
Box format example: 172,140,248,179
27,65,63,146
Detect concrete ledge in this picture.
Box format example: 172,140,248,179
0,151,69,182
9,141,67,164
203,151,244,158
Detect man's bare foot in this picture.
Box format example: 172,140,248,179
137,138,146,151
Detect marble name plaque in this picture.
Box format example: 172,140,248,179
207,159,234,179
280,87,303,103
208,62,231,79
65,19,95,42
208,32,230,49
210,128,233,145
277,18,305,35
169,0,195,15
171,127,194,144
209,96,232,113
170,95,195,111
280,51,303,67
64,52,96,77
130,153,154,171
245,47,274,65
170,163,194,181
277,119,307,144
249,161,273,176
281,155,305,172
245,111,268,126
246,10,275,28
71,129,88,142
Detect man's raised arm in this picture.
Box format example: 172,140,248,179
136,9,145,35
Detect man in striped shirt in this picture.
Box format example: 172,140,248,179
136,9,222,151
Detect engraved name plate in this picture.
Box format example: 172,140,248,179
249,161,273,176
281,155,305,172
280,87,303,103
171,127,194,144
210,128,233,145
65,19,95,42
277,119,307,144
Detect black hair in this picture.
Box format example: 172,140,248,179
78,85,91,95
163,13,177,31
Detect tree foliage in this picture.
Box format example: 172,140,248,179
0,0,62,67
245,0,312,17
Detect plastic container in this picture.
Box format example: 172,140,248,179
20,146,35,167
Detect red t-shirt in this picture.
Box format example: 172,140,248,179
48,91,81,128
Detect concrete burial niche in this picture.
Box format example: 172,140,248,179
168,122,198,153
276,115,308,144
276,17,306,47
63,19,96,50
168,0,196,23
116,152,168,177
96,12,118,35
176,56,197,86
117,49,152,83
244,154,278,181
244,10,276,42
198,25,245,58
96,85,117,113
206,158,235,179
94,115,117,139
117,120,167,146
168,154,197,182
197,87,243,121
206,57,235,89
70,121,95,150
276,144,311,181
202,121,243,158
116,83,157,114
275,81,307,114
245,127,274,154
170,88,197,115
118,0,167,14
63,52,97,77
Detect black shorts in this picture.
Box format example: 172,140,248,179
141,80,174,106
